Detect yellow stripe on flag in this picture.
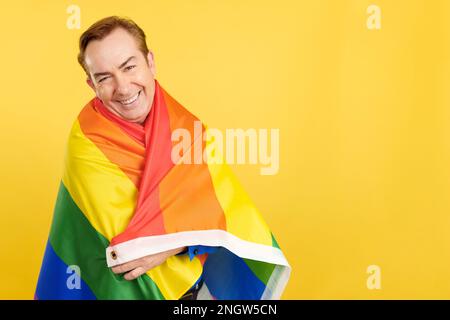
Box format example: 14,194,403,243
204,131,273,246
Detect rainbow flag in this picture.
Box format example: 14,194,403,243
35,80,290,300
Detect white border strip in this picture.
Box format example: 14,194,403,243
262,264,291,300
106,229,290,268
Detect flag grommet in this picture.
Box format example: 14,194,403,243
111,251,117,260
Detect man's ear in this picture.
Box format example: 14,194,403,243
86,78,96,91
147,51,156,76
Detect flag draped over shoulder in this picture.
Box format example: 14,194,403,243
35,80,291,300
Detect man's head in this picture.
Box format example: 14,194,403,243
78,16,156,124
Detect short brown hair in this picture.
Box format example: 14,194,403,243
77,16,149,75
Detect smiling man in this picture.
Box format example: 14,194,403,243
35,16,290,300
78,16,205,296
80,26,155,124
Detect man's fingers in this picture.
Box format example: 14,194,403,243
111,249,178,275
111,258,143,274
124,267,146,281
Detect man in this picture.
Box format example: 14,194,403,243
35,16,290,300
79,15,210,289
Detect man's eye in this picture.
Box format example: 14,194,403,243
98,76,110,83
125,65,136,71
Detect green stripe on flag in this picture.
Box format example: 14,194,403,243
49,181,164,299
271,233,280,249
244,258,276,286
243,233,281,285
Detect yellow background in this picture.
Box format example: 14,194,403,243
1,0,450,299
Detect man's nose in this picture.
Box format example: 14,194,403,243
115,75,131,97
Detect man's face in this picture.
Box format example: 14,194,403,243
84,28,155,124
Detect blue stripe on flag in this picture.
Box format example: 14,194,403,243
35,241,96,300
202,247,266,299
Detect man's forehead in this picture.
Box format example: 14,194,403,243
84,29,141,72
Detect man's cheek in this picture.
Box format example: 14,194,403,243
98,87,111,101
135,72,151,86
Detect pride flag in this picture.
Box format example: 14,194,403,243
35,80,290,300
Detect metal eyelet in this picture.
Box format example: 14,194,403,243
111,251,117,260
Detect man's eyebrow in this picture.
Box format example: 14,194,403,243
118,56,135,69
93,56,136,78
93,71,111,78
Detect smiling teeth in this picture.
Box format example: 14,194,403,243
119,92,139,105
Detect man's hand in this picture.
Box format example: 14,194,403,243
111,247,186,281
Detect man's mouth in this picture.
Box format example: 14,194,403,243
117,90,141,106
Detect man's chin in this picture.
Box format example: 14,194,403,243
122,110,148,124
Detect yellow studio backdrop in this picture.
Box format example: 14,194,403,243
1,0,450,299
